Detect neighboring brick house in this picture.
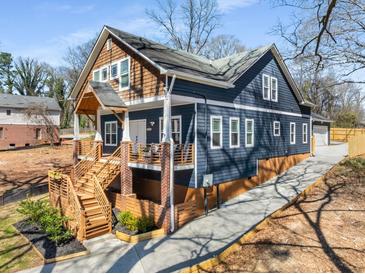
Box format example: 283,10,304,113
0,94,61,150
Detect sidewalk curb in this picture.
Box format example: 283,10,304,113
180,164,338,273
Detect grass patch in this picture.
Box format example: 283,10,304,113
0,196,45,272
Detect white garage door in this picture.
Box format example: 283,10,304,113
313,125,328,146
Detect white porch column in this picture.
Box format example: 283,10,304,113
95,107,103,141
162,92,172,143
122,111,131,142
73,112,80,141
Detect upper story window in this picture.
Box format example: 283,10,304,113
290,122,296,144
101,66,109,82
120,58,130,90
245,118,254,147
106,38,112,51
211,116,222,149
159,116,182,144
262,74,278,102
273,121,280,136
302,123,308,144
93,70,100,82
229,117,240,148
6,109,11,116
110,62,119,80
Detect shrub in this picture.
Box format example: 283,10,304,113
341,157,365,172
118,211,138,231
137,216,154,233
17,199,48,225
17,198,73,246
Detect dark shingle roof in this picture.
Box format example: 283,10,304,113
106,26,271,83
89,81,126,108
0,94,61,111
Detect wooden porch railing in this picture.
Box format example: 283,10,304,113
77,139,94,156
94,146,121,189
128,143,194,165
92,175,112,232
73,143,102,180
48,171,86,240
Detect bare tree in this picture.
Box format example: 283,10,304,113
272,0,365,84
24,105,59,147
146,0,220,55
200,34,246,59
13,57,48,96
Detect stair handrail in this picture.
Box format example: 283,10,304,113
64,174,85,240
92,175,112,230
73,143,101,180
93,146,121,189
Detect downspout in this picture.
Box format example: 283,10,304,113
164,74,176,233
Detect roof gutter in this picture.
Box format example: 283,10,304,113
163,69,234,89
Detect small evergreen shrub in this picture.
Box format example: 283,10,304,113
118,211,138,231
17,198,73,245
137,216,154,233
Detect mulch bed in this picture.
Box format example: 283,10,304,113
14,220,86,260
113,223,139,236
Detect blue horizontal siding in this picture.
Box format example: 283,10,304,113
193,103,310,187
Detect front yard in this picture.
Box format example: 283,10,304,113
205,157,365,272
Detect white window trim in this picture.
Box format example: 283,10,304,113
104,121,118,146
110,61,120,80
35,128,42,140
302,123,308,144
100,65,109,83
159,115,182,144
262,74,270,101
290,122,296,145
210,115,223,149
245,118,255,148
229,117,240,148
92,69,100,81
273,121,280,137
119,56,131,91
271,76,278,102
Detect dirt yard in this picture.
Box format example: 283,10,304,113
0,145,73,197
206,157,365,273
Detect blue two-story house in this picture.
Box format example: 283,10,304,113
51,25,313,240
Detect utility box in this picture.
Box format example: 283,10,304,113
202,174,213,188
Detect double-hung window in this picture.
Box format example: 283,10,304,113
110,62,119,79
101,66,109,82
159,116,181,144
262,74,270,100
273,121,280,136
245,119,254,147
120,58,130,90
105,121,118,146
93,70,101,81
262,74,278,102
290,122,296,144
302,123,308,144
229,117,240,148
211,116,222,149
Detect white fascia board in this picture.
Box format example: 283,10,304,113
164,69,234,89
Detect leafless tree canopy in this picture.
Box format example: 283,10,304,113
273,0,365,83
147,0,220,55
200,34,246,59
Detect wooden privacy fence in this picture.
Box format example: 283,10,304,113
348,135,365,157
331,128,365,142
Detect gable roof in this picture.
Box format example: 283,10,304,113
89,81,127,109
0,94,61,111
71,25,312,107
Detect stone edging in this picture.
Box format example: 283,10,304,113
115,228,165,243
180,164,338,273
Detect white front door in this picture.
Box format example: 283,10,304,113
129,119,147,144
313,125,328,146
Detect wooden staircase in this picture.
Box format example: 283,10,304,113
49,144,122,241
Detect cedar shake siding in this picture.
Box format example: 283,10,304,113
78,35,165,104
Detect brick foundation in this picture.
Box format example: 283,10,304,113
160,142,171,232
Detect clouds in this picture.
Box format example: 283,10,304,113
217,0,258,13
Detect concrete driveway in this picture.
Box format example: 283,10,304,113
25,143,348,273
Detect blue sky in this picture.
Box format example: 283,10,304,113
0,0,293,65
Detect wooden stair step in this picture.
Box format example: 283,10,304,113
85,226,110,239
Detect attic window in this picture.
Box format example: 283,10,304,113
6,110,11,116
106,38,112,51
119,57,130,90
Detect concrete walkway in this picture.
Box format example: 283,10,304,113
25,143,347,273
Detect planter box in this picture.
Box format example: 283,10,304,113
115,228,165,243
